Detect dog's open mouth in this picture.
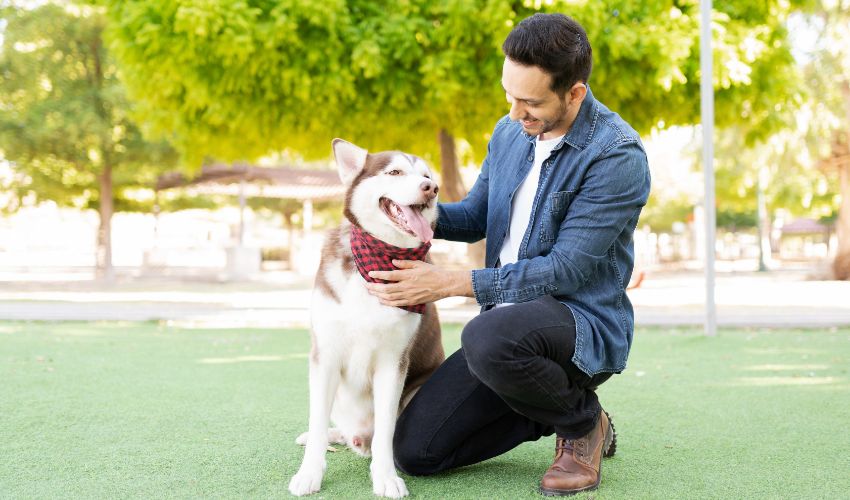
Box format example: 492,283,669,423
380,197,434,243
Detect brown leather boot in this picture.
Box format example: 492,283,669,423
539,410,617,496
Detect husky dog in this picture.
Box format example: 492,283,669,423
288,139,444,498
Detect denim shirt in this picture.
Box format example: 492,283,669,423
435,86,651,376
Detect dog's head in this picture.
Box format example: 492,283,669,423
333,138,439,248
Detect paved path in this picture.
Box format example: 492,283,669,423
1,269,849,328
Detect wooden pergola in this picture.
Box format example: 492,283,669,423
155,163,345,244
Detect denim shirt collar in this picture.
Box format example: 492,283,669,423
520,84,599,152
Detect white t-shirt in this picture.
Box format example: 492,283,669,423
496,133,564,307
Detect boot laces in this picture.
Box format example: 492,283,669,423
554,437,577,458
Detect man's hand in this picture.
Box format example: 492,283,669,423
365,260,473,307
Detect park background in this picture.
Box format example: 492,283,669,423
1,1,849,499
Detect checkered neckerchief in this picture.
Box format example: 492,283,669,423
350,224,431,314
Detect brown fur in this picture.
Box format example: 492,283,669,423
313,225,355,304
400,302,444,408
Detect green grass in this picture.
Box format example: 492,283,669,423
1,321,849,499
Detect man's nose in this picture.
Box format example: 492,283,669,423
509,99,525,121
420,180,439,200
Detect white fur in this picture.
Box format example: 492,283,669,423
288,140,438,498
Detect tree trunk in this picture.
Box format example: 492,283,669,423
97,164,114,282
438,129,466,203
438,129,487,269
833,82,850,280
833,158,850,280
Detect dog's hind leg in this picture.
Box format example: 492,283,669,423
369,357,409,498
288,357,341,496
295,428,345,447
332,382,374,457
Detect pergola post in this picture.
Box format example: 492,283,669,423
238,176,246,247
302,199,313,233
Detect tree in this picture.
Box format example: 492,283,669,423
0,2,178,280
792,4,850,279
711,124,838,269
104,0,806,202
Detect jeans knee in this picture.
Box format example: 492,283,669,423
393,434,441,477
461,321,512,387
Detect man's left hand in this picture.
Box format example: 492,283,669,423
366,260,473,306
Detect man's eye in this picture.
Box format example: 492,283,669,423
387,170,401,176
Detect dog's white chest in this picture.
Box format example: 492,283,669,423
311,271,420,354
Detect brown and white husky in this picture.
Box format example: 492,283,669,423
288,139,444,498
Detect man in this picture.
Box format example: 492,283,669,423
365,13,651,496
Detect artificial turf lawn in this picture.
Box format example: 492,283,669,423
1,321,849,499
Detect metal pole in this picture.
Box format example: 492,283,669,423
701,0,717,336
238,177,246,247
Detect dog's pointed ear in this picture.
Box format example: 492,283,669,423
332,139,368,186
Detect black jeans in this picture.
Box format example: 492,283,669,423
393,295,612,476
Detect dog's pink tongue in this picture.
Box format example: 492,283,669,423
400,205,433,243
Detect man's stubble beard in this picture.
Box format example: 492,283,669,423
526,97,569,138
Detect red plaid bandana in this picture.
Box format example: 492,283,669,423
350,224,432,314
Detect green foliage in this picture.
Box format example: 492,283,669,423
104,0,805,169
638,194,694,232
0,2,179,212
581,0,805,144
701,124,837,229
715,208,757,229
104,0,516,167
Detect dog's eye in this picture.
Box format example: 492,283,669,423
387,169,401,176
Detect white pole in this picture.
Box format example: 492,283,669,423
701,0,717,336
238,177,246,247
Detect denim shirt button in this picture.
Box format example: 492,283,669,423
527,154,533,162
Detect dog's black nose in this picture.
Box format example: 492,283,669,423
420,181,438,199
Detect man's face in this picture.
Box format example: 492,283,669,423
501,57,570,140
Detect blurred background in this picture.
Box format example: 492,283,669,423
1,0,849,326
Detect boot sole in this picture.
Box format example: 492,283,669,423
538,458,603,497
539,474,600,497
603,410,617,458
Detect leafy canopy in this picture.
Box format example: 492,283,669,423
104,0,806,167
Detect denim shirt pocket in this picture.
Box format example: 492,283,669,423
539,190,574,243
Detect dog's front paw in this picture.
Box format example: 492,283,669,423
288,466,324,496
371,472,408,498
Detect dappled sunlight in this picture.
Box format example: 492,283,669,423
743,347,825,356
197,353,307,364
731,376,840,386
742,364,830,371
52,327,109,337
0,324,22,334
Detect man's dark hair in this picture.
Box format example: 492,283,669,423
502,13,592,94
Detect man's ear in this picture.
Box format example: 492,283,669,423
332,138,368,186
569,82,588,105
